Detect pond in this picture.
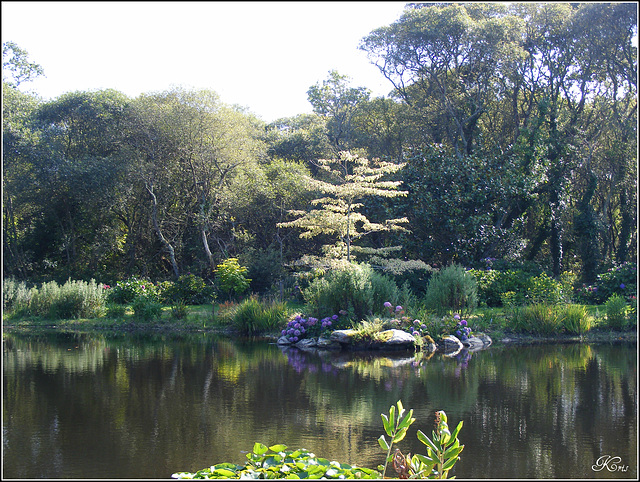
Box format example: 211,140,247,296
2,331,637,479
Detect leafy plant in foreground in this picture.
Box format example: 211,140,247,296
378,401,464,479
171,442,379,479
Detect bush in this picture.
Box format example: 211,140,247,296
604,294,629,330
424,264,478,315
170,301,190,320
163,274,214,304
303,263,399,322
232,296,289,336
526,273,567,304
3,278,35,315
107,277,158,304
575,262,637,304
106,303,127,319
215,258,252,300
131,296,164,322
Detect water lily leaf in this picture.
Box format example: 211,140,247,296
269,444,288,453
253,442,268,456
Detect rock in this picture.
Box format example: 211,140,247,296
277,336,292,345
476,333,492,346
317,335,341,349
330,329,358,344
439,335,463,355
462,336,485,350
295,338,317,349
378,329,416,347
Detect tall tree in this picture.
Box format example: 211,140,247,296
307,70,370,152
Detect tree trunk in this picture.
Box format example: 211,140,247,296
146,182,180,279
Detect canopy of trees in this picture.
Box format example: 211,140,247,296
3,2,637,289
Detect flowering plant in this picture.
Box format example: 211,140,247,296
453,314,473,341
281,313,341,343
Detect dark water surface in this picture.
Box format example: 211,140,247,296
2,331,637,479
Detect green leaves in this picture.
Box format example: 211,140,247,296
172,444,381,479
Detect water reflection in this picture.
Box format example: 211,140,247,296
2,332,636,479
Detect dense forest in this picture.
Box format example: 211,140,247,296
3,3,637,296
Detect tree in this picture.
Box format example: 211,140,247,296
2,41,44,88
277,151,409,267
307,70,370,152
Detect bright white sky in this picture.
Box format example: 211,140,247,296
2,1,408,122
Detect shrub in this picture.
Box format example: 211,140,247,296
106,303,127,319
215,258,252,300
131,296,163,322
3,278,35,315
469,268,536,307
424,264,478,315
302,263,398,321
232,296,289,336
163,274,214,304
526,273,566,304
604,294,629,330
22,279,108,319
170,301,190,320
575,262,637,304
107,277,158,304
558,304,592,335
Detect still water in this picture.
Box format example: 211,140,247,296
2,331,637,479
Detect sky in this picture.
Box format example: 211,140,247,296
2,1,408,122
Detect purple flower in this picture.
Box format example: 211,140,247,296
460,320,467,326
339,310,348,316
456,330,462,337
453,314,460,320
281,330,287,336
395,306,403,312
294,330,301,336
384,301,392,308
620,283,626,289
332,314,339,320
414,320,420,325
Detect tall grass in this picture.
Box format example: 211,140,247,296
232,296,289,336
423,264,478,315
509,303,593,336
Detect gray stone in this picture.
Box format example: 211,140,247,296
295,338,317,349
477,333,492,346
462,336,485,350
317,335,341,349
378,329,416,347
277,336,292,345
440,335,463,355
330,329,358,344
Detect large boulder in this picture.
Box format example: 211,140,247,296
330,328,416,350
277,336,292,345
295,338,317,349
378,329,416,348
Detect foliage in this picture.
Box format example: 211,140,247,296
277,150,411,265
172,401,463,480
508,304,563,336
171,442,380,479
280,312,340,343
604,294,630,330
558,304,593,335
525,273,567,305
107,277,158,304
231,296,289,336
424,264,478,315
575,262,637,305
302,262,399,321
378,401,464,479
169,301,190,321
163,274,215,305
131,296,163,322
3,278,108,319
469,268,537,307
215,258,251,300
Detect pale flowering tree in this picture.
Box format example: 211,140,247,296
278,151,415,270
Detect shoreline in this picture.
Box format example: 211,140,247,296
3,320,636,346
